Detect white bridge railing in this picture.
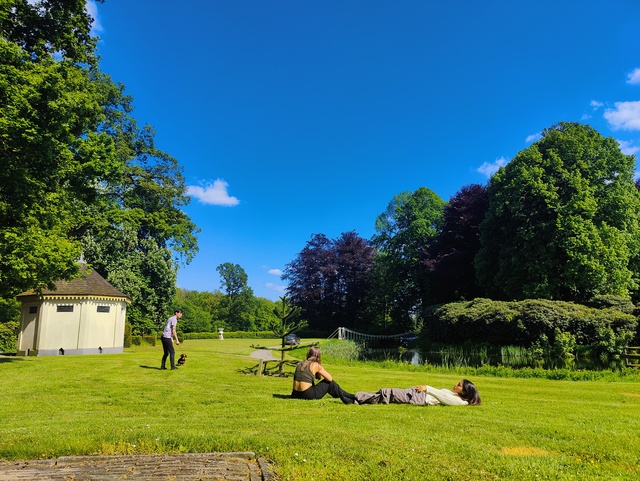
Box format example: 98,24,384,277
327,327,414,341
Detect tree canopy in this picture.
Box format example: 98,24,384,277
1,2,112,298
283,231,374,331
424,184,488,304
476,122,640,302
217,262,254,331
0,0,198,332
371,187,445,329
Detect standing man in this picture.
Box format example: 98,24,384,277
161,309,182,370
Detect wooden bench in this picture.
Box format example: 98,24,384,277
623,346,640,368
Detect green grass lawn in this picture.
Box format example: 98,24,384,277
1,339,639,480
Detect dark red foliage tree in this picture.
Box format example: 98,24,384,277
334,231,376,329
423,184,489,303
283,231,374,331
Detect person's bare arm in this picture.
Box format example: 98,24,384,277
172,325,180,345
316,365,332,382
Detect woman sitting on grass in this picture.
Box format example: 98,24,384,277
354,379,481,406
291,346,357,404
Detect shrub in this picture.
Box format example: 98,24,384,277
0,321,19,353
425,298,519,345
143,335,157,346
320,339,363,362
551,329,577,359
583,295,636,314
131,335,142,346
424,298,638,348
123,322,132,348
592,327,634,361
182,331,274,340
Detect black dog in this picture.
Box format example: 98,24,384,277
177,353,187,366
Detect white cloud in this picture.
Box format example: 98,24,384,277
590,100,604,109
626,68,640,85
86,1,102,33
477,157,507,177
268,269,283,276
618,140,640,156
604,101,640,131
525,132,542,143
265,283,287,293
187,179,240,206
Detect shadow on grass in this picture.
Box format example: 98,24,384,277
272,394,292,399
139,365,163,370
0,355,25,363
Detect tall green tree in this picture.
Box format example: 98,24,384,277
1,0,100,66
0,1,199,331
79,86,199,332
371,187,445,329
476,122,640,302
216,263,254,330
0,0,114,298
83,229,178,334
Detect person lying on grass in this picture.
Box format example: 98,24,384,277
354,379,481,406
291,346,357,404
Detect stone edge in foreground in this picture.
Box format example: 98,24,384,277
0,452,279,481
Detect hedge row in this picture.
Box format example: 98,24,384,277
130,335,157,346
424,298,638,346
181,331,275,340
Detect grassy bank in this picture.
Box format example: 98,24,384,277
1,339,638,480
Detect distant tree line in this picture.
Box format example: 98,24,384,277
173,287,281,334
172,263,281,333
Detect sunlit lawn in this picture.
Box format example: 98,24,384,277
1,339,639,480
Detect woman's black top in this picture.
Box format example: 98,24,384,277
293,361,316,384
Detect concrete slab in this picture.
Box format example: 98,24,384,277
0,452,279,481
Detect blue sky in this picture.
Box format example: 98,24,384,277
90,0,640,300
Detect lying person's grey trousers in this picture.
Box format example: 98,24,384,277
355,387,427,405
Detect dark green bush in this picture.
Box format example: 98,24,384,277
425,298,520,345
143,335,156,346
0,321,19,353
583,295,636,314
592,327,634,361
297,329,331,338
131,335,142,346
424,298,637,348
123,322,132,348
